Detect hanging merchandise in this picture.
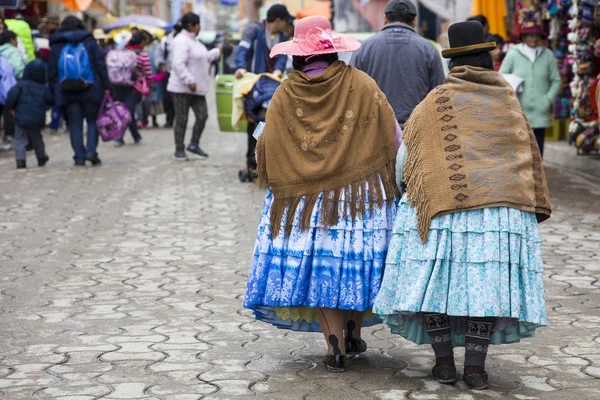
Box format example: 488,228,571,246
514,0,548,38
564,0,600,154
515,1,600,153
547,1,574,122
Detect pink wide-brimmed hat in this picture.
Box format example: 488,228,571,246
270,16,360,58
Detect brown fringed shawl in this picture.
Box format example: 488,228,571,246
256,61,399,237
403,66,552,242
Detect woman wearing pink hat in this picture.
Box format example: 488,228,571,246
243,16,401,373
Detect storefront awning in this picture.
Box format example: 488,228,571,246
471,0,508,39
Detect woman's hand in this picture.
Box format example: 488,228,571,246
188,83,197,92
234,68,246,79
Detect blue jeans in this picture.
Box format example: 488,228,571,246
65,102,100,163
113,86,142,142
50,107,61,130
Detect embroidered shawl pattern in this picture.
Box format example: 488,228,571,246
403,66,552,242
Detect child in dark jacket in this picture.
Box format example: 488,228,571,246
5,59,54,169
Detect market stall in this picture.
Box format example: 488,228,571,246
512,0,600,154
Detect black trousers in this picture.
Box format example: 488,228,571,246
172,93,208,153
247,121,257,171
3,105,14,137
533,128,546,158
163,91,175,127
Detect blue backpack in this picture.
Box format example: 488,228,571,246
58,41,94,92
244,75,280,123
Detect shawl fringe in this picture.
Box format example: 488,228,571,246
256,137,268,191
267,160,398,238
403,123,432,242
256,62,399,239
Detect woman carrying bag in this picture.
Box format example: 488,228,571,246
114,32,153,147
48,16,112,166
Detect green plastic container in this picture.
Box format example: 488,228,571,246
216,73,246,133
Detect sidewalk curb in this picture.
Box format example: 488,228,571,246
544,141,600,186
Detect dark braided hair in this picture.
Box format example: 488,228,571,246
448,52,493,70
292,53,339,71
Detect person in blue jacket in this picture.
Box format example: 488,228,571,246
5,59,54,169
48,16,112,167
234,4,293,179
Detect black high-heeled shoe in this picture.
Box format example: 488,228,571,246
346,338,368,354
323,354,346,373
324,334,346,372
345,320,368,355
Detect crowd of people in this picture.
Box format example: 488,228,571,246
0,0,557,391
0,2,560,169
0,10,236,168
243,0,552,392
0,5,304,169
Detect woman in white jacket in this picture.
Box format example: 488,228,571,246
167,12,220,161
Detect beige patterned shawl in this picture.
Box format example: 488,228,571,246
256,61,399,237
403,66,552,242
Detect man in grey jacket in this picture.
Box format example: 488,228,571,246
350,0,445,127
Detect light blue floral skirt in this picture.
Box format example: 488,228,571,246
373,195,547,346
244,186,396,332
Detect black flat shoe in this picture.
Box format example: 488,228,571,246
323,354,346,373
86,155,102,166
463,371,489,390
432,365,458,384
37,156,49,167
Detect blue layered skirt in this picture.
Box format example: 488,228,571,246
244,185,396,332
373,195,547,346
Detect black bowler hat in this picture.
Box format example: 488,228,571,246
441,21,496,59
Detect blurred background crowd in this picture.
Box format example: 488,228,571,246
0,0,598,168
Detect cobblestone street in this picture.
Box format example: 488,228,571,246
1,105,600,399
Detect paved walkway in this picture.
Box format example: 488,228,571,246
0,107,599,399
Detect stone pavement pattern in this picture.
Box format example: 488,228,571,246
0,108,600,399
